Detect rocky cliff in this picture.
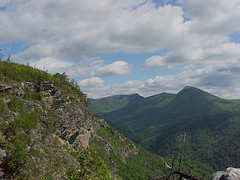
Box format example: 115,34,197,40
0,80,98,178
0,74,139,179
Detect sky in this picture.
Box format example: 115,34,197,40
1,0,240,99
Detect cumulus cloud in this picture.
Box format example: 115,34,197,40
144,42,240,69
0,0,189,59
143,55,173,69
28,57,74,73
25,57,132,78
79,77,104,88
96,61,132,76
81,65,240,99
181,0,240,34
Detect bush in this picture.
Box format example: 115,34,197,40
12,111,39,132
63,147,114,180
0,99,7,115
6,134,29,171
24,91,44,101
8,97,25,112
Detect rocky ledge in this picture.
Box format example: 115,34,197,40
211,167,240,180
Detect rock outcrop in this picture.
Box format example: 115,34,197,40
1,81,98,149
0,79,141,179
211,167,240,180
0,81,99,178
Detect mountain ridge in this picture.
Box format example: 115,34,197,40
89,85,240,173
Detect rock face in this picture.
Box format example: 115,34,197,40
0,81,99,178
1,81,98,149
211,167,240,180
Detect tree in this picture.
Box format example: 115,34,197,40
160,133,201,180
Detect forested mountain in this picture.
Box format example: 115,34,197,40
0,61,168,179
1,61,215,179
89,93,144,114
90,86,240,173
1,61,237,179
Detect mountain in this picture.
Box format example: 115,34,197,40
91,86,240,133
89,93,144,115
89,86,240,172
0,61,234,179
0,61,179,179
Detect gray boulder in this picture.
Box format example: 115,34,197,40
211,167,240,180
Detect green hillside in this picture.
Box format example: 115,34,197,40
90,86,240,172
0,61,213,179
89,93,144,114
93,86,240,133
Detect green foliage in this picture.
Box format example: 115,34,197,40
0,61,49,84
0,134,10,148
6,134,30,171
0,98,7,115
89,93,144,114
12,111,39,132
0,62,87,103
8,97,25,112
91,87,240,178
92,86,240,134
90,124,169,180
52,73,86,102
62,147,114,180
24,91,44,101
0,99,39,175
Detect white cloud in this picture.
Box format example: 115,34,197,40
1,0,240,99
0,0,189,59
28,57,74,73
181,0,240,34
144,42,240,69
0,0,10,7
143,55,173,69
79,77,104,88
96,61,132,76
81,65,240,99
25,56,132,78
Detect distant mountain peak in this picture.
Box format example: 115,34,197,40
178,86,207,96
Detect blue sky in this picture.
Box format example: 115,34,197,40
1,0,240,99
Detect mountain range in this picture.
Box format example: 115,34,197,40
1,61,238,179
89,86,240,171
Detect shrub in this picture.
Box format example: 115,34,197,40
12,111,39,132
24,91,44,101
0,99,7,115
6,134,29,171
8,97,25,112
63,147,114,180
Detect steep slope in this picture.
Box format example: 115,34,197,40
0,62,111,179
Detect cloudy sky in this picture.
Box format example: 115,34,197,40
1,0,240,99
